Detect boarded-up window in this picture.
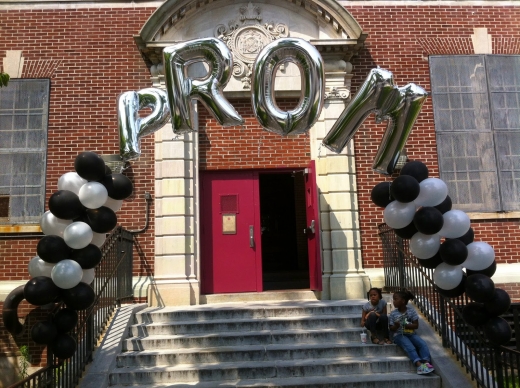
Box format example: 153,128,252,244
0,79,49,224
430,55,520,212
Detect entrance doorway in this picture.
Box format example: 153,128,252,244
200,162,321,294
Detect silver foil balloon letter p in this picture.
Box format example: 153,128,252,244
163,37,244,134
322,68,428,175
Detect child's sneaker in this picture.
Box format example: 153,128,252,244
417,363,434,375
425,363,435,371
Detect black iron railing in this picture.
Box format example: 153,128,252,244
9,226,134,388
379,223,520,388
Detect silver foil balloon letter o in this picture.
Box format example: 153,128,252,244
251,38,325,136
118,88,171,161
163,37,244,134
322,68,428,174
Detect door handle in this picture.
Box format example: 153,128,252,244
304,220,315,234
249,225,255,248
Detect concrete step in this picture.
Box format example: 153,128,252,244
109,356,414,385
116,342,402,367
135,300,365,324
200,290,319,304
129,314,361,336
122,328,364,351
109,372,441,387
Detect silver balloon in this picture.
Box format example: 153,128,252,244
78,182,109,209
28,256,54,278
322,68,428,174
251,37,325,136
118,88,171,161
40,210,72,237
51,259,83,289
163,37,243,134
91,232,106,248
81,268,95,284
58,172,87,195
63,222,93,249
103,197,123,212
433,263,464,290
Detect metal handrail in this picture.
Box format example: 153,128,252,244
379,223,520,388
8,226,134,388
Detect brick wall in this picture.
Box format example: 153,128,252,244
345,5,520,268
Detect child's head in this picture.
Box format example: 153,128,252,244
393,289,414,308
367,287,383,303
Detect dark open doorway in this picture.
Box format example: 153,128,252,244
259,172,310,290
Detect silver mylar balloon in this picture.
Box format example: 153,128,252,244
78,182,109,209
58,172,87,195
51,259,83,289
28,256,54,278
40,210,72,237
91,232,106,248
251,37,325,136
322,68,428,174
103,197,123,212
81,268,95,284
63,222,93,249
118,88,171,161
163,37,244,134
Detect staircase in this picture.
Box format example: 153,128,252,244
109,300,442,387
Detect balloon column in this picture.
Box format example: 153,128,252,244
19,151,133,359
371,160,512,346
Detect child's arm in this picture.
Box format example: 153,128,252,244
389,320,399,332
379,300,388,316
360,309,368,327
405,319,419,331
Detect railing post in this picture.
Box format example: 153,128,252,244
494,345,505,388
396,237,406,289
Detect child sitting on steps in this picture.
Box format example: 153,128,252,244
360,287,391,345
389,289,435,375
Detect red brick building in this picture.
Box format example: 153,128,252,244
1,0,519,380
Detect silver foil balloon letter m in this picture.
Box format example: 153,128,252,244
322,68,428,174
163,37,244,134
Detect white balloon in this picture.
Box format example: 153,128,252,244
78,182,109,209
414,178,448,207
63,222,93,249
104,197,123,212
28,256,54,278
439,210,470,238
91,232,106,248
464,241,495,271
410,232,441,259
58,172,87,195
81,268,95,284
40,211,72,237
433,263,464,290
383,201,417,229
51,259,83,289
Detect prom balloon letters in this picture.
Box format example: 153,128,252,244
118,37,427,175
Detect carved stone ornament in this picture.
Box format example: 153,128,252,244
324,86,350,100
214,2,289,89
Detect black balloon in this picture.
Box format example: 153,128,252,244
370,182,393,208
50,333,77,359
400,161,429,182
102,174,133,200
37,235,70,263
87,207,117,233
395,222,418,239
61,282,95,310
74,151,106,182
31,321,58,344
436,275,466,298
453,227,475,246
465,274,495,303
70,244,102,269
418,252,443,269
390,175,420,203
439,239,468,266
48,190,85,220
434,195,452,214
24,277,60,306
462,302,490,327
483,317,512,346
466,261,497,278
484,288,511,317
413,207,444,235
54,308,79,333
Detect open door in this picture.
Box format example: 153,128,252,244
304,160,322,290
200,171,262,294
